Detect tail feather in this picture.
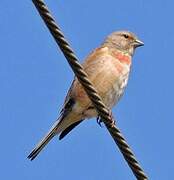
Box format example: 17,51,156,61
59,120,83,140
27,120,61,161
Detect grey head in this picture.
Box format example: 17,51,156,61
103,30,144,56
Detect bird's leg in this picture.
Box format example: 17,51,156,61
96,116,103,127
96,110,115,128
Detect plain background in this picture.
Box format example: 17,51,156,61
0,0,173,179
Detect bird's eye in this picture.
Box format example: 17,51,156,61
123,34,129,39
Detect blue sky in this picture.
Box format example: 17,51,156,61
0,0,173,179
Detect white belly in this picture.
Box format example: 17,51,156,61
82,64,130,118
105,71,130,108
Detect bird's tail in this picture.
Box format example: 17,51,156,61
27,119,62,161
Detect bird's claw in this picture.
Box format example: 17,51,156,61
96,116,103,127
96,110,115,128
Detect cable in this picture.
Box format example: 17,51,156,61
32,1,148,179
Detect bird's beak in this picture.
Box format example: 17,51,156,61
133,39,144,48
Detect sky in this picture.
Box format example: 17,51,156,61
0,0,173,179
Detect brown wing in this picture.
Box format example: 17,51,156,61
69,46,119,108
60,46,111,112
59,46,118,139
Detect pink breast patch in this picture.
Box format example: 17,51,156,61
114,51,131,65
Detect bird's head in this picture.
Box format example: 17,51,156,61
104,31,144,56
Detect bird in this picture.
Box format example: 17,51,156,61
28,30,144,160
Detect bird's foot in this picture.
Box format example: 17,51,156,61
96,116,103,127
96,110,115,128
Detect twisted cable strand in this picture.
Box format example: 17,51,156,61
32,0,148,179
